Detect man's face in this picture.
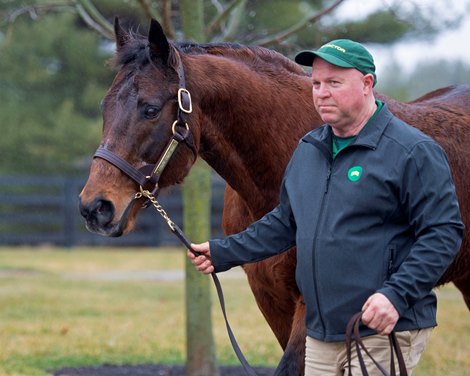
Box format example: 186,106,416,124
311,58,373,135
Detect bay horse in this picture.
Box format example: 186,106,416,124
79,19,470,375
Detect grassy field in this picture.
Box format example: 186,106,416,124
0,247,468,376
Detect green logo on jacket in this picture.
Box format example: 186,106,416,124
348,166,362,181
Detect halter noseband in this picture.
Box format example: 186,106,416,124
93,53,196,201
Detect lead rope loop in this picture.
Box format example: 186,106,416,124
135,187,176,231
134,186,259,376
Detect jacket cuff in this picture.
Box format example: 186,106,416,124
209,239,233,273
376,287,408,316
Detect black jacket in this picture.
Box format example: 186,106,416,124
210,104,464,341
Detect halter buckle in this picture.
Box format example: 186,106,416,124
178,88,192,114
171,120,189,135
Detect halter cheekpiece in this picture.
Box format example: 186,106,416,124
93,51,195,200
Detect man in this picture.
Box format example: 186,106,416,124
188,39,464,375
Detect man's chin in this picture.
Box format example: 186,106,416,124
319,113,337,125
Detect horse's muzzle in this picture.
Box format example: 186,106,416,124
79,196,120,236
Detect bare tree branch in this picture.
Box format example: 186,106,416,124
159,0,176,39
221,0,246,41
205,0,245,38
253,0,347,47
75,0,114,40
136,0,160,22
74,4,112,40
1,1,77,44
2,2,74,25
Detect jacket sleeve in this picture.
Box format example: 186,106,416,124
209,177,297,273
378,140,464,315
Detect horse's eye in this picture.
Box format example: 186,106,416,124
143,105,160,119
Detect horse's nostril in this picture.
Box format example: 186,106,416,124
95,199,114,219
79,197,115,227
79,197,90,219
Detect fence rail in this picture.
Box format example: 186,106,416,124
0,175,226,247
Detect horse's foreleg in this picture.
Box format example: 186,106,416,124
274,298,306,376
453,275,470,311
245,271,295,348
243,251,305,375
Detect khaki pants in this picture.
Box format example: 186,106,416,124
305,328,433,376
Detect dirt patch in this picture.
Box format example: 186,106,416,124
0,268,41,277
62,268,246,282
53,364,275,375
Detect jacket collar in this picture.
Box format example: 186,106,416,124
302,103,394,150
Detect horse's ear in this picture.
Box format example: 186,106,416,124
148,18,171,65
114,17,130,50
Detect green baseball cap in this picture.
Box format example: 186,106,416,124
295,39,377,86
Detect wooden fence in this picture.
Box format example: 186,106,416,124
0,175,226,247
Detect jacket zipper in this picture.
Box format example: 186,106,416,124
311,162,333,338
305,132,376,339
325,167,332,193
387,245,396,278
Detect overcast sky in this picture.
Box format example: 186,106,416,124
335,0,470,75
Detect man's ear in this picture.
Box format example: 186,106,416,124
363,73,375,93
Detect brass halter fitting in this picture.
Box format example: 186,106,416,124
135,186,176,231
178,88,192,114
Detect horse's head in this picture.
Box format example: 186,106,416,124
79,19,198,237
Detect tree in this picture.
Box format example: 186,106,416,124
3,1,463,48
182,162,217,376
179,2,219,375
1,0,465,174
0,11,113,174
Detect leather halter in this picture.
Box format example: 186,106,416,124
91,49,259,376
93,51,196,199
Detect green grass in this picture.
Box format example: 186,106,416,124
0,247,280,375
0,247,468,375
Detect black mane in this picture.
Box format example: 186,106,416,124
114,32,306,76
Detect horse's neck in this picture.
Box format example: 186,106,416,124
185,53,318,215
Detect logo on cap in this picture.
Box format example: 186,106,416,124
321,43,346,53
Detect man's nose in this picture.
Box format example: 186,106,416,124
313,84,330,98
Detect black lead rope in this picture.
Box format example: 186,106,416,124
175,228,258,376
137,188,259,376
345,312,408,376
94,149,260,376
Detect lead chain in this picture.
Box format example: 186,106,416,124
135,188,176,231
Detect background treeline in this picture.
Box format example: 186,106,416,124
1,0,469,175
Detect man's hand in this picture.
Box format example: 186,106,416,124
361,293,399,335
187,242,214,274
